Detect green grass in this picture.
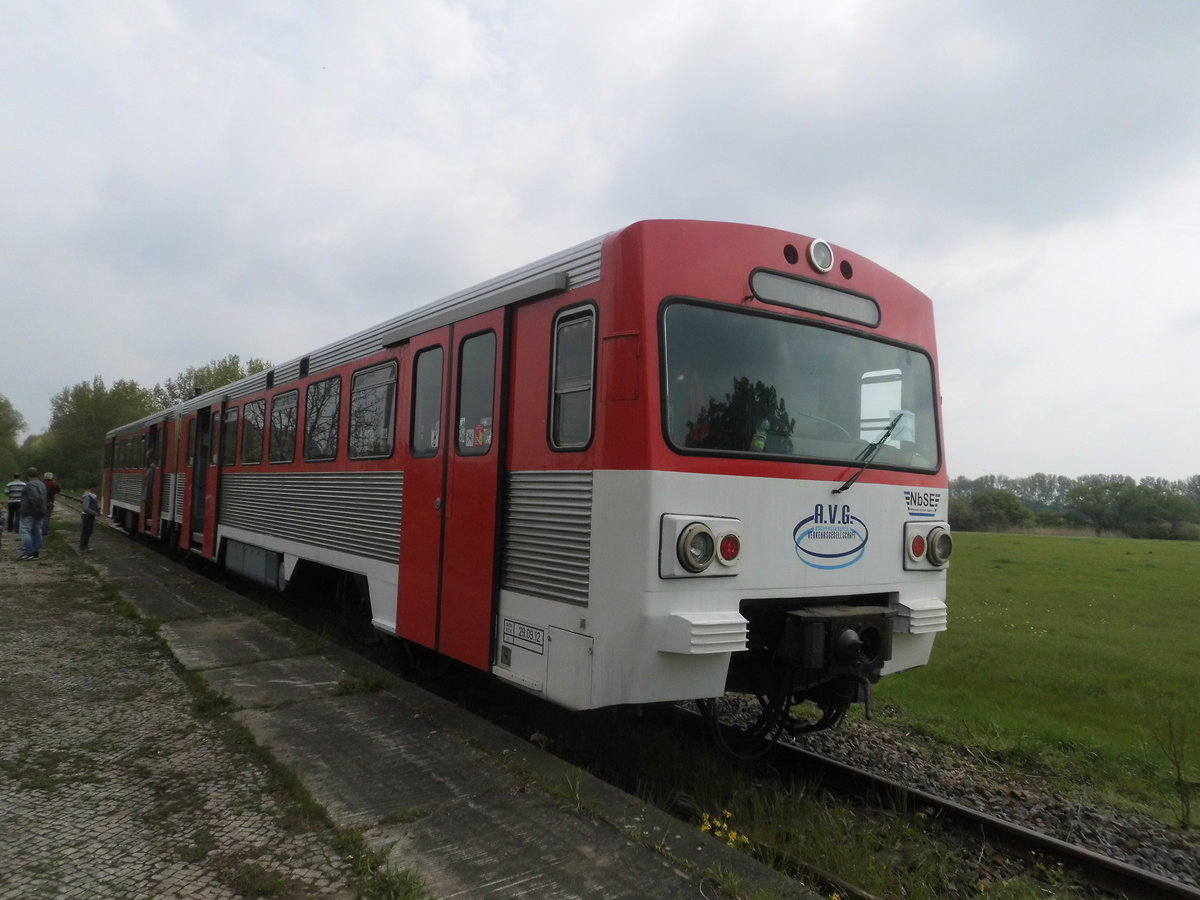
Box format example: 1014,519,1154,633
874,532,1200,819
332,830,431,899
334,668,389,696
635,734,1076,899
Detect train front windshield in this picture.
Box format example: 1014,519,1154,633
663,301,939,471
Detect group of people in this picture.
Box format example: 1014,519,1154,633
4,469,102,559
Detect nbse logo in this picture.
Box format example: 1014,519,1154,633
904,490,942,518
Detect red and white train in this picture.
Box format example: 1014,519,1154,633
104,219,951,746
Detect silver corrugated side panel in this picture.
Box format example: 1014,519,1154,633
218,470,403,564
502,470,593,606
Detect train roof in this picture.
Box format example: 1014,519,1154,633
106,228,611,439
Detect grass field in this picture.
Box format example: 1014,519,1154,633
627,532,1199,897
873,531,1200,820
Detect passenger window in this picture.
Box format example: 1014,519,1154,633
242,399,265,464
411,347,444,457
349,362,397,459
456,332,496,456
268,391,298,463
304,376,341,461
550,308,595,448
221,407,239,466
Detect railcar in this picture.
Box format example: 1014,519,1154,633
104,219,951,751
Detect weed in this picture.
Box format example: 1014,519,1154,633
219,858,295,897
176,827,217,863
633,732,1077,899
700,862,744,896
526,769,594,815
1148,699,1198,827
27,856,64,879
271,620,330,655
333,829,430,899
699,809,751,849
334,668,388,695
464,735,489,753
0,746,102,794
563,771,584,811
191,690,236,720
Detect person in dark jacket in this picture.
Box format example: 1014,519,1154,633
18,468,47,560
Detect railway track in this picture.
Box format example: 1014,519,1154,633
763,733,1200,900
106,516,1196,899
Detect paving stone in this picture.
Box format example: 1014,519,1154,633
200,655,347,708
0,512,355,899
2,503,816,899
159,613,302,669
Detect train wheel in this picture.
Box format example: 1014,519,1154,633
385,635,417,672
333,573,375,644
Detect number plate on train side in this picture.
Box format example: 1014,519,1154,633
502,618,545,655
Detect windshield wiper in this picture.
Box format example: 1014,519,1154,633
832,412,904,494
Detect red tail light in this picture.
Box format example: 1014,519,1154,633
718,532,742,565
908,533,927,561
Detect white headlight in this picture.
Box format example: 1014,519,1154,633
677,523,716,573
926,526,953,566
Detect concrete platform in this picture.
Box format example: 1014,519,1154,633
34,510,817,898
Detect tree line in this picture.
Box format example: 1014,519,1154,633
4,368,1197,542
0,355,269,491
951,473,1200,540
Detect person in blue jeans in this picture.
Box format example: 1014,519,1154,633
18,468,47,561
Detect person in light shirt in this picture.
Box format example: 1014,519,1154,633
5,472,24,535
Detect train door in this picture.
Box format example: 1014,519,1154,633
396,307,506,669
160,415,178,546
189,408,213,552
142,423,159,536
102,438,115,517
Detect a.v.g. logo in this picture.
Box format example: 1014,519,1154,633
792,503,868,569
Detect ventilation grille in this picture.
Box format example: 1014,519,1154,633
219,471,403,563
171,473,185,523
111,473,142,506
502,471,593,606
895,598,948,635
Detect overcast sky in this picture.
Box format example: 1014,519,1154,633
4,0,1198,480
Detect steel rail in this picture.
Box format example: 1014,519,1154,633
771,738,1200,900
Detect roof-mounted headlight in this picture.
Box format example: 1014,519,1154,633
808,238,834,273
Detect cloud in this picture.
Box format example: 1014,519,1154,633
2,0,1198,480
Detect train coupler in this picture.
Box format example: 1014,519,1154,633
856,674,875,720
781,604,896,688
